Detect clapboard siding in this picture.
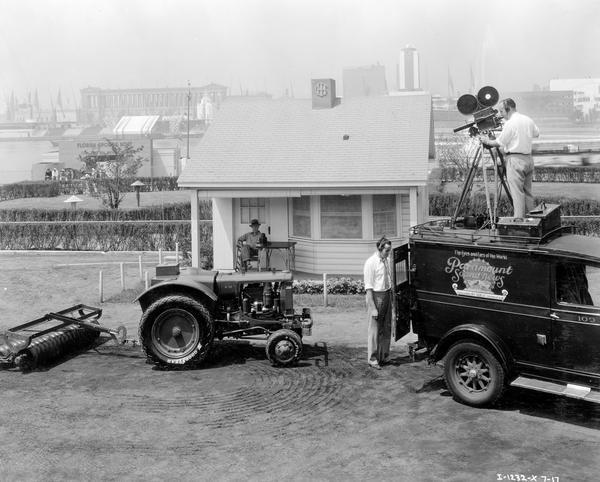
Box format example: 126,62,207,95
292,238,405,275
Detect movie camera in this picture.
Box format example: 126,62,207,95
453,86,503,136
450,86,514,228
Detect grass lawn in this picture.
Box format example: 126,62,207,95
0,190,191,210
0,251,366,343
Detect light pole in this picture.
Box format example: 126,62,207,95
64,195,83,210
186,80,191,159
64,195,83,250
130,180,145,208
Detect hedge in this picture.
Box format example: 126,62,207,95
0,202,211,222
567,219,600,237
429,193,600,217
0,176,181,201
293,277,365,295
440,166,600,184
56,176,181,195
0,181,62,200
0,220,213,267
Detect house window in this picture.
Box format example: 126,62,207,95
292,196,311,237
373,194,397,237
321,195,362,239
240,198,266,224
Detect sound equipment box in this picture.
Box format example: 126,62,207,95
498,203,561,238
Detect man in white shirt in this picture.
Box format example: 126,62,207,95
363,237,393,370
480,98,540,217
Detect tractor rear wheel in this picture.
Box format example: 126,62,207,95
139,295,213,368
265,329,302,367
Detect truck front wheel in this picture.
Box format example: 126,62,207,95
444,341,505,407
139,295,214,368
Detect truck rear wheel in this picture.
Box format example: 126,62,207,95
444,341,505,407
266,329,302,367
139,295,214,368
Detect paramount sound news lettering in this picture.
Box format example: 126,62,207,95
445,256,514,289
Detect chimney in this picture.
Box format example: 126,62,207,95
311,79,337,109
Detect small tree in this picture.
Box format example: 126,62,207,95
434,133,490,214
435,133,480,184
79,139,148,209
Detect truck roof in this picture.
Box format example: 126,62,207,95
411,218,600,264
543,234,600,263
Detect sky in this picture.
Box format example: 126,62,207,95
0,0,599,107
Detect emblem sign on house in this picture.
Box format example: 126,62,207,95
311,78,336,109
314,81,329,97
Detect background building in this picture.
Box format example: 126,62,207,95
79,83,228,125
549,78,600,123
504,90,575,122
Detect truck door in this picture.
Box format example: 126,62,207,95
393,243,411,341
551,262,600,377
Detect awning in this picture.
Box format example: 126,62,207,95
113,115,160,136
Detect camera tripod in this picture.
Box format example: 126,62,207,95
450,141,513,230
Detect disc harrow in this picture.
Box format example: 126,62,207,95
0,304,127,372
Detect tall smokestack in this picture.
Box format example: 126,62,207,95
398,45,420,91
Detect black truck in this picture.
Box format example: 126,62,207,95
393,203,600,406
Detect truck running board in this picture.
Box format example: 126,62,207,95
510,376,600,404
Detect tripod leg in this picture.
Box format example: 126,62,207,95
452,145,482,227
481,148,494,228
494,149,513,208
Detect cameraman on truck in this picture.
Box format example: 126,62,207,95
479,98,540,217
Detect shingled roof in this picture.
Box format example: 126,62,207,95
178,92,434,191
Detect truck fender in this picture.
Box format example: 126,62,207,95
135,280,218,312
429,323,514,374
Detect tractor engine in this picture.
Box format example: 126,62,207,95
239,281,294,318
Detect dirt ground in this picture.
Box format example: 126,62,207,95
0,252,599,481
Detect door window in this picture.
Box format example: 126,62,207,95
240,198,266,224
555,263,599,306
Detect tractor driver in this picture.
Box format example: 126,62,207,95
237,219,268,270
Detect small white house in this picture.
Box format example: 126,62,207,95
178,80,434,275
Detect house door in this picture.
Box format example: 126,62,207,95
393,242,411,341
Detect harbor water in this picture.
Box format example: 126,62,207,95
0,139,55,184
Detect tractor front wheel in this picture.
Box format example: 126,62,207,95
265,329,302,367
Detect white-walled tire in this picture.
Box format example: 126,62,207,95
139,295,213,368
444,341,505,407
